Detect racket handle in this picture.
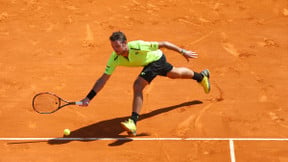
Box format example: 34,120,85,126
75,101,83,105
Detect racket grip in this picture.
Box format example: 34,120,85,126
75,101,83,105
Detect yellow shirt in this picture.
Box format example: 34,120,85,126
104,40,163,75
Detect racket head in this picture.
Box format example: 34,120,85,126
32,92,63,114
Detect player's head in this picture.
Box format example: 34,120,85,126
109,31,127,42
110,31,128,56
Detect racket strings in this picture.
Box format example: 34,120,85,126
33,93,60,113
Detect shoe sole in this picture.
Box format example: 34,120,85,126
204,76,211,93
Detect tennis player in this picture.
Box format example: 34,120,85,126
79,31,210,136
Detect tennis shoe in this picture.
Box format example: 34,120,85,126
200,69,211,93
121,118,137,136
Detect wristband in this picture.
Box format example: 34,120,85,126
180,49,187,55
87,90,96,100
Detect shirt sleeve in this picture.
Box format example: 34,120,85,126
104,53,118,75
139,41,159,51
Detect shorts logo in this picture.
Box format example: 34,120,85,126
141,72,146,76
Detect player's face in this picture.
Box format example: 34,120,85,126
111,40,128,56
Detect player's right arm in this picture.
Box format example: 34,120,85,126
158,41,198,62
79,52,117,106
79,73,111,106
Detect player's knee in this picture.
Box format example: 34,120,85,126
133,79,146,92
167,68,183,79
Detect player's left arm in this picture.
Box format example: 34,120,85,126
158,41,198,61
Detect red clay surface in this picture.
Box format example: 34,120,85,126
1,0,288,161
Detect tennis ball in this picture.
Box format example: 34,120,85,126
63,128,71,136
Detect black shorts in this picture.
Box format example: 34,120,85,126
139,54,173,83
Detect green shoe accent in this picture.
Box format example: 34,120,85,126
200,69,211,93
121,118,137,136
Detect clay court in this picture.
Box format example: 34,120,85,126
1,0,288,161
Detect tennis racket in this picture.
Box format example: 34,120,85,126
32,92,82,114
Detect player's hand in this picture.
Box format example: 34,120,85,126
79,98,90,107
182,50,198,62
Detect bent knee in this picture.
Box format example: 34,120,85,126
133,77,148,91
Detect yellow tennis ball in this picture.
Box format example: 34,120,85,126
63,128,71,136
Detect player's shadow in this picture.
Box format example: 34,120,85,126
48,100,202,146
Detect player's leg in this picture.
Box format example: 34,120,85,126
132,76,149,115
167,67,211,93
121,76,149,136
166,67,195,79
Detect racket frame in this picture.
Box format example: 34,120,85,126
32,92,81,114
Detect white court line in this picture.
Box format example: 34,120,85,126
3,137,286,162
1,137,288,141
229,140,236,162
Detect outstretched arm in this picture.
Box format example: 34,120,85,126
158,41,198,61
79,73,111,106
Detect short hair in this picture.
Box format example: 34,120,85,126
109,31,127,42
